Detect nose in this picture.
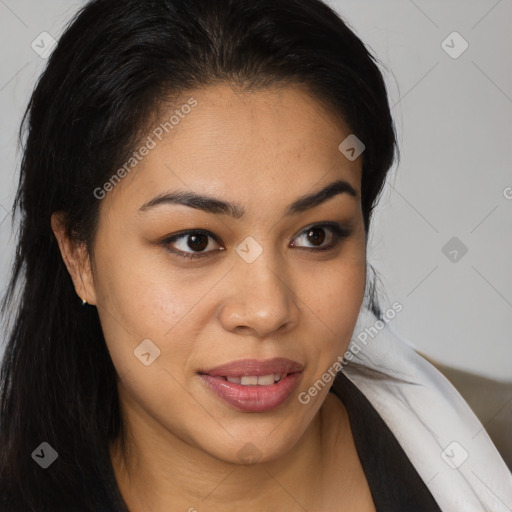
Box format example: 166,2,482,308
218,252,300,338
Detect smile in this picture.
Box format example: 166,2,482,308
199,358,303,412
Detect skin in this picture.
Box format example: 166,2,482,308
52,82,375,511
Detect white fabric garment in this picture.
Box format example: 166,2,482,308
343,305,512,512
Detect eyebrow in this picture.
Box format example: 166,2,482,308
139,179,358,218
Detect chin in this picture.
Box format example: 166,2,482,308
195,425,305,466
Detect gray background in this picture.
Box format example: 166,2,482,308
1,0,511,380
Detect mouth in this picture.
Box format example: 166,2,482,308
198,358,304,413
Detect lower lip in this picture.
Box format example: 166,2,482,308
200,372,302,413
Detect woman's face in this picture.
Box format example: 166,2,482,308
84,83,366,463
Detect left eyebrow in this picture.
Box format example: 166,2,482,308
138,178,358,218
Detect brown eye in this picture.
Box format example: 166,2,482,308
305,227,326,246
162,230,223,260
187,233,209,251
291,223,351,251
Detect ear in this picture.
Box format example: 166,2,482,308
51,211,97,306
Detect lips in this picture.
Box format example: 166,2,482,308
198,358,304,413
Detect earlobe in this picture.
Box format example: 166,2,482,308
50,211,97,306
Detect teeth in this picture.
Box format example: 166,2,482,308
256,374,275,386
224,374,286,386
240,376,258,386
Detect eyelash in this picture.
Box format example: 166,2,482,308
160,222,352,260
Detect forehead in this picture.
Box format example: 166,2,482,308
100,82,362,216
165,82,352,161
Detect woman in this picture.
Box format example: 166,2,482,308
0,0,510,510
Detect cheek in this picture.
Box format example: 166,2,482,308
90,237,206,377
299,253,366,376
307,249,366,330
311,259,365,309
94,224,204,324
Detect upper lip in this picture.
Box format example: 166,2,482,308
200,357,304,377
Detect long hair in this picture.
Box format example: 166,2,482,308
0,0,397,509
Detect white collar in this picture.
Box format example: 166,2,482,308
343,306,512,511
